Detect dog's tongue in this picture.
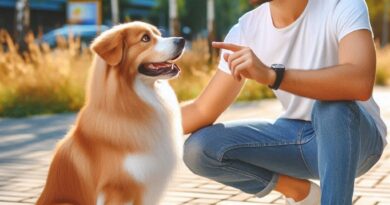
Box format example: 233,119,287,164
145,62,173,69
140,62,181,76
144,62,180,71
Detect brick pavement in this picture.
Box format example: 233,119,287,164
0,87,389,205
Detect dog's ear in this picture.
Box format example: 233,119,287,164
91,28,124,66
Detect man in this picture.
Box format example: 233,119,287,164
181,0,387,204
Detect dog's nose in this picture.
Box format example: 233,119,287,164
174,37,185,48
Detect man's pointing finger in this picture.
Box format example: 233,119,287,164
212,42,244,52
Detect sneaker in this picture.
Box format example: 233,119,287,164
285,181,321,205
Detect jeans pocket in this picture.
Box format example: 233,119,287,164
356,153,382,177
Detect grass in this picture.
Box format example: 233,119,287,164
0,32,273,117
376,46,390,86
0,31,88,117
0,30,389,118
171,40,275,102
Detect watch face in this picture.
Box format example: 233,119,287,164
272,64,285,69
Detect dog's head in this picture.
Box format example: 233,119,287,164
91,22,185,80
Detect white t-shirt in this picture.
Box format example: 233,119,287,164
218,0,387,146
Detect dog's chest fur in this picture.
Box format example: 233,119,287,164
123,77,183,185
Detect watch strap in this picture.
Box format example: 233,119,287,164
268,64,285,90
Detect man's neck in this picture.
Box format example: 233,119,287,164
269,0,308,28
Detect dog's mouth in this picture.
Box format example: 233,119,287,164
139,62,180,77
138,53,182,77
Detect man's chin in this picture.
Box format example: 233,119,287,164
249,0,272,6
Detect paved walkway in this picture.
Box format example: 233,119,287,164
0,87,389,205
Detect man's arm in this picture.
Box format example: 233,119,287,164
212,29,376,101
280,30,376,101
182,70,245,134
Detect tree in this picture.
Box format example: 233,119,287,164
215,0,252,41
15,0,30,52
151,0,253,40
169,0,180,35
366,0,390,46
111,0,119,25
382,0,389,47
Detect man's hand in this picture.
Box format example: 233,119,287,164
212,42,276,85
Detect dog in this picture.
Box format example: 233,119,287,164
36,22,185,205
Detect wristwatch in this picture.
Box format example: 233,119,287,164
268,64,285,90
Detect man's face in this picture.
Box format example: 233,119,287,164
249,0,272,6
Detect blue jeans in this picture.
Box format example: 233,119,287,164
183,101,384,205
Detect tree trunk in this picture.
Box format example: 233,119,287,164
15,0,30,52
207,0,215,63
169,0,179,36
382,0,389,47
111,0,119,25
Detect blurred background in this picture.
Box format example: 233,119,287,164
0,0,389,117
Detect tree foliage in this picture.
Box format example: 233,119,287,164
366,0,390,42
151,0,252,40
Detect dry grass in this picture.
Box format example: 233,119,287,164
0,30,89,117
0,30,389,118
0,32,272,117
171,40,274,102
170,40,216,101
376,45,390,86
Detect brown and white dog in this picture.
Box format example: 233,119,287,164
36,22,185,205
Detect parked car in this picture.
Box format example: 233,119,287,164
38,24,109,48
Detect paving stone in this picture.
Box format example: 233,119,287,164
0,195,23,202
186,198,222,204
0,191,32,197
356,178,380,187
199,184,225,190
21,197,38,203
161,195,193,204
166,191,230,200
246,192,281,203
354,197,380,205
0,202,32,205
217,201,266,205
227,193,253,201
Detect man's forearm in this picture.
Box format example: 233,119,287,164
181,102,213,135
278,63,375,101
181,102,198,134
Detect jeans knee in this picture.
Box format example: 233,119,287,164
311,101,359,123
183,133,203,173
183,127,218,176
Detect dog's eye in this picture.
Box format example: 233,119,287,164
141,34,151,42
